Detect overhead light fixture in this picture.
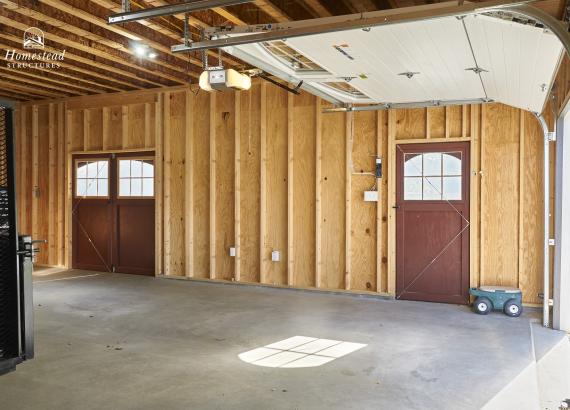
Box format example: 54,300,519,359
199,68,251,92
132,43,157,59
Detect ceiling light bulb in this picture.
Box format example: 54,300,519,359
134,45,146,57
148,52,157,59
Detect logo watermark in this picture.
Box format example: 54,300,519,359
2,27,65,69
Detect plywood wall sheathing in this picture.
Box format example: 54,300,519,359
14,84,554,304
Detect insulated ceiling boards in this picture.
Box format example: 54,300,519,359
227,14,563,113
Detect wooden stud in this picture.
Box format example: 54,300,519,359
19,106,27,234
210,93,217,280
445,106,451,139
469,104,480,289
426,108,431,139
479,104,487,286
315,97,322,288
376,110,383,293
31,105,39,243
102,107,110,151
287,92,294,286
155,94,164,276
83,109,90,150
235,91,242,282
345,111,353,290
185,90,194,278
462,105,468,138
260,83,267,284
163,92,172,276
387,109,397,295
65,108,73,268
121,105,129,149
145,102,152,148
57,103,65,266
518,110,525,288
48,104,56,265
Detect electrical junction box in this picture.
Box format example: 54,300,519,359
229,247,236,257
364,191,379,202
271,250,280,262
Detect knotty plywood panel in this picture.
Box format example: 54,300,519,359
481,103,520,288
428,107,445,139
107,106,123,150
70,110,84,151
164,91,186,276
395,108,426,140
263,85,288,285
214,91,235,281
86,108,103,151
447,106,463,138
519,112,543,304
292,91,316,288
239,85,261,283
351,111,377,291
320,110,346,290
192,91,210,279
126,103,146,149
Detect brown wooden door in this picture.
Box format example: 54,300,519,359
72,152,155,275
395,142,470,304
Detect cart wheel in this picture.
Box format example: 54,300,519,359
504,299,522,317
473,297,492,315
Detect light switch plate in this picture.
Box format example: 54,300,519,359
364,191,379,202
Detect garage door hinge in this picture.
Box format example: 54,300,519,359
547,132,556,142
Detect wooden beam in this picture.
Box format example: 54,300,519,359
31,105,39,243
345,111,353,290
235,91,242,282
0,65,103,95
302,0,333,17
210,93,217,280
0,80,64,99
163,92,172,275
185,90,194,278
260,82,267,284
48,104,57,264
19,107,28,233
36,0,206,74
64,108,73,268
387,109,396,295
144,103,152,148
469,104,481,288
0,33,142,90
0,2,192,83
57,103,65,266
121,106,129,149
287,92,294,286
83,109,90,151
315,97,322,288
155,93,164,276
376,110,383,293
254,0,290,22
0,16,172,88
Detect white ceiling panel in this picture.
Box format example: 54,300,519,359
465,14,562,113
229,13,563,113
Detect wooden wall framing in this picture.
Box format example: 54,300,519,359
15,84,554,304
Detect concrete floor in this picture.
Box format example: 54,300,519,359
0,269,564,410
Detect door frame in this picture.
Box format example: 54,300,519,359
68,150,156,275
394,141,471,303
387,133,477,300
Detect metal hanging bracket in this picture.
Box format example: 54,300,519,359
547,131,556,141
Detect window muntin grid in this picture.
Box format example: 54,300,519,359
403,152,462,201
75,160,109,198
118,159,154,198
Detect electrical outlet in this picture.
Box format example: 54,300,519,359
271,250,280,262
229,247,236,257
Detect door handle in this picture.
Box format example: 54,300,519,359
392,205,400,209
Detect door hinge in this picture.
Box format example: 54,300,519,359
112,265,116,273
547,132,556,142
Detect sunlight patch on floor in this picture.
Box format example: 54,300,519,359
238,336,367,368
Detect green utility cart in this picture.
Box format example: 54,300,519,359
469,286,523,317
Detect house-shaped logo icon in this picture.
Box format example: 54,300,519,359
23,27,44,50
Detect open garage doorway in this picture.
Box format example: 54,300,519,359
72,152,155,275
395,142,470,304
